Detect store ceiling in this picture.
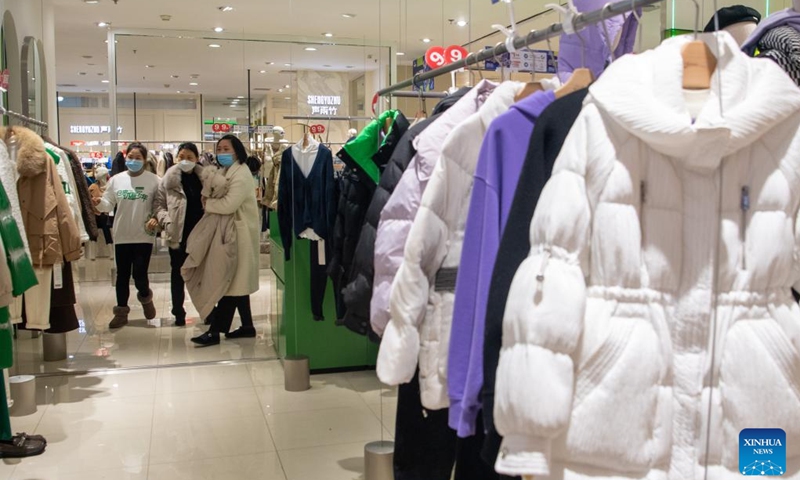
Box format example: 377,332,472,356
52,0,561,98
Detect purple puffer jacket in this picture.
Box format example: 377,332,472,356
557,0,640,82
370,80,498,338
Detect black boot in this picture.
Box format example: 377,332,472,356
174,313,186,327
191,331,220,347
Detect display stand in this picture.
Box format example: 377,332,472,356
269,211,378,371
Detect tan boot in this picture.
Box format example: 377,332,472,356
138,290,157,320
110,306,130,329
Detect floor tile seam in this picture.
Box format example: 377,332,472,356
144,373,158,480
251,383,288,480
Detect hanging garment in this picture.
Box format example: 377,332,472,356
480,88,588,466
46,144,88,243
45,261,79,334
372,80,498,338
277,141,336,261
0,140,30,258
262,145,285,210
377,81,523,411
757,25,800,86
329,111,409,321
340,90,469,339
494,32,800,479
9,126,82,266
742,7,800,55
0,173,37,300
557,0,639,83
63,147,99,242
448,89,555,438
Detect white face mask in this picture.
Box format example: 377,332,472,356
177,160,195,173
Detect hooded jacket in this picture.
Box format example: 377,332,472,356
7,126,82,266
377,81,522,411
371,80,498,338
340,91,469,340
494,32,800,479
329,110,408,320
154,162,204,249
448,89,555,438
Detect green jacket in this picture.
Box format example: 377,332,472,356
340,110,400,185
0,176,37,296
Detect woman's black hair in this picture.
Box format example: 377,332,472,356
126,142,148,159
246,155,262,174
217,134,248,164
177,142,199,159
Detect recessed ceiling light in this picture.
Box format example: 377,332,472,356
58,96,65,102
97,21,110,27
304,47,317,51
396,52,405,56
422,38,432,43
278,89,283,93
284,84,290,89
265,61,274,65
104,40,119,44
342,13,356,18
189,82,198,86
145,65,155,68
237,96,244,99
101,79,109,83
218,6,234,12
259,70,266,74
323,32,333,37
284,63,292,67
208,44,221,48
456,20,468,27
214,27,224,32
84,0,99,4
284,96,291,100
177,90,182,93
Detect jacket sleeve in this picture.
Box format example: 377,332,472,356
153,177,169,228
493,111,601,477
96,177,117,213
277,150,293,260
50,161,83,262
204,167,249,216
66,151,98,242
324,149,337,241
377,141,471,386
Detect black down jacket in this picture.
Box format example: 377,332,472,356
328,111,409,323
340,90,469,339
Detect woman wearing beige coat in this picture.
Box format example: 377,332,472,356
191,135,260,347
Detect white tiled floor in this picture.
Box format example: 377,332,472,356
1,362,398,480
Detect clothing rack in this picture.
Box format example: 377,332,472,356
110,140,219,145
388,91,449,99
0,106,48,129
283,115,373,121
376,0,663,97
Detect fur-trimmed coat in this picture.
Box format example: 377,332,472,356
4,126,82,266
153,163,203,249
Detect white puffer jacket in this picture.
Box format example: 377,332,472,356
377,81,522,410
494,33,800,479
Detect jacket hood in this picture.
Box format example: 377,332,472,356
0,126,49,178
589,31,800,172
163,163,203,192
339,110,409,185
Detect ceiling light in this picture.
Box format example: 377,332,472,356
189,82,198,86
145,65,155,68
323,32,334,37
284,63,292,67
101,80,109,83
278,89,283,93
265,61,274,65
208,44,221,48
396,52,405,56
284,96,291,100
304,47,317,51
284,85,290,88
104,40,118,44
97,21,110,27
422,38,432,43
177,90,182,93
214,27,224,32
456,20,468,27
84,0,99,4
342,13,356,18
218,6,234,12
237,96,244,99
259,70,266,74
58,96,64,102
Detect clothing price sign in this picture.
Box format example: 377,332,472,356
444,45,468,65
530,50,557,74
212,123,232,133
309,125,325,135
232,124,249,134
89,151,104,159
256,125,273,134
425,46,447,69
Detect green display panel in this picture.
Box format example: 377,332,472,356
269,211,378,371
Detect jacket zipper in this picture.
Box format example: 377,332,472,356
740,186,750,271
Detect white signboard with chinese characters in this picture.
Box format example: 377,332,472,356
307,95,342,116
70,125,111,134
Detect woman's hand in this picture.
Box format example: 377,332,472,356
145,218,159,233
92,197,102,206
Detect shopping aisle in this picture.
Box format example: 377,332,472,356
0,361,397,479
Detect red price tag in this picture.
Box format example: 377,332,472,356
309,125,325,135
212,123,221,133
212,123,233,133
425,46,446,69
70,141,85,147
90,151,104,159
445,45,468,65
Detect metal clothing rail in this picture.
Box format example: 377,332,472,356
110,140,219,144
377,0,663,97
389,91,449,99
283,115,373,121
0,106,48,128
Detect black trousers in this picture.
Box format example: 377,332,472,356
310,240,329,321
209,295,253,334
394,370,517,480
169,244,188,318
115,243,153,307
95,214,113,244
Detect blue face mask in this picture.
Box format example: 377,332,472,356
217,153,235,167
126,159,144,173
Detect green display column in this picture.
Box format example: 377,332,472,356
270,211,378,371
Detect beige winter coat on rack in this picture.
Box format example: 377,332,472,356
5,126,82,266
494,32,800,480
